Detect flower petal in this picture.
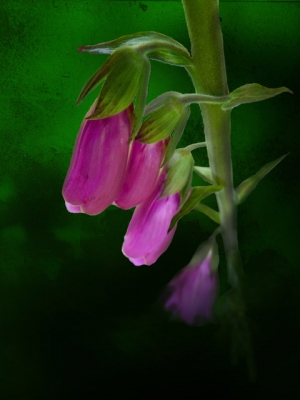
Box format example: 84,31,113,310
122,173,180,266
62,105,132,215
164,252,219,325
115,139,168,209
65,201,82,213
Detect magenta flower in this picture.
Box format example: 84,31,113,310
114,139,168,210
122,171,180,266
62,103,133,215
164,251,219,325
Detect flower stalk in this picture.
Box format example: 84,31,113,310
181,0,242,292
181,0,255,377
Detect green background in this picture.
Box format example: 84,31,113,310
1,1,299,398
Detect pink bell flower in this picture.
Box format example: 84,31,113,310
122,171,180,266
62,103,133,215
164,250,219,325
114,139,168,210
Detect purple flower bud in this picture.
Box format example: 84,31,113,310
164,251,219,325
114,139,169,210
122,171,180,266
62,103,133,215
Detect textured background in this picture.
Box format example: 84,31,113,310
1,1,300,398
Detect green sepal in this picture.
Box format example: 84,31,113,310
193,166,214,184
79,31,189,54
86,48,145,119
136,95,186,144
168,185,223,232
146,47,191,66
222,83,293,110
190,230,220,273
162,106,190,166
79,31,192,66
131,57,151,140
210,238,220,274
76,49,123,105
160,150,194,198
144,91,181,115
180,166,193,206
236,154,288,205
194,203,220,224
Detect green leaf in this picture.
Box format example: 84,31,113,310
161,150,194,198
193,166,214,184
136,97,185,144
79,31,192,66
236,154,288,205
194,203,220,224
168,185,223,232
162,106,190,166
87,48,144,119
222,83,293,110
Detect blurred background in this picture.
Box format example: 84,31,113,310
1,0,299,398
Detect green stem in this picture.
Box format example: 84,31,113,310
181,0,243,290
180,93,229,105
180,0,254,378
184,142,206,152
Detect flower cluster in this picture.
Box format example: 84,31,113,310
62,102,179,266
62,32,222,326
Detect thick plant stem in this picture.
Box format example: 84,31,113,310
181,0,243,291
182,0,255,379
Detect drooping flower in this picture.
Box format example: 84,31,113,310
164,247,219,325
62,102,133,215
114,139,168,210
122,171,180,266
